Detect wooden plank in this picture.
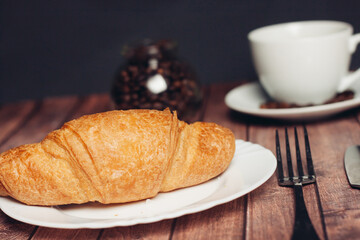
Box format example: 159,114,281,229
65,94,112,121
246,124,290,240
172,83,248,240
31,229,101,240
0,96,78,152
0,211,37,240
0,101,38,145
99,220,174,240
246,123,326,240
172,200,244,240
245,109,360,240
305,113,360,240
0,96,80,240
246,122,294,239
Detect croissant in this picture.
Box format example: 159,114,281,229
0,109,235,206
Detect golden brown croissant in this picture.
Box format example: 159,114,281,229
0,109,235,206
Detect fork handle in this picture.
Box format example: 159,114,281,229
291,183,320,240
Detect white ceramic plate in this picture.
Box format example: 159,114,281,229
225,82,360,120
0,140,276,229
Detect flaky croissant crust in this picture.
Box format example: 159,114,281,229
0,109,235,206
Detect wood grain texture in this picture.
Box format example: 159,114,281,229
65,94,112,121
31,229,100,240
0,208,36,240
173,199,244,240
0,101,38,145
0,96,78,152
246,124,295,240
100,220,173,240
306,114,360,240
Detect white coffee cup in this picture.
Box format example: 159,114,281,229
248,20,360,105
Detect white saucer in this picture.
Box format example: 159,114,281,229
225,82,360,120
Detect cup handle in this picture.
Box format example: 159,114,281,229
338,33,360,92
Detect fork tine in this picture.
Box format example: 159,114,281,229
294,127,304,180
276,130,285,183
285,128,294,180
304,126,315,178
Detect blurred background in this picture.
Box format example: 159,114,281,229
2,0,360,104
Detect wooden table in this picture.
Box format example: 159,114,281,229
0,82,359,240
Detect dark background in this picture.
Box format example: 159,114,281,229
2,0,360,104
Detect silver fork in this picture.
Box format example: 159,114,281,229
275,127,320,240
